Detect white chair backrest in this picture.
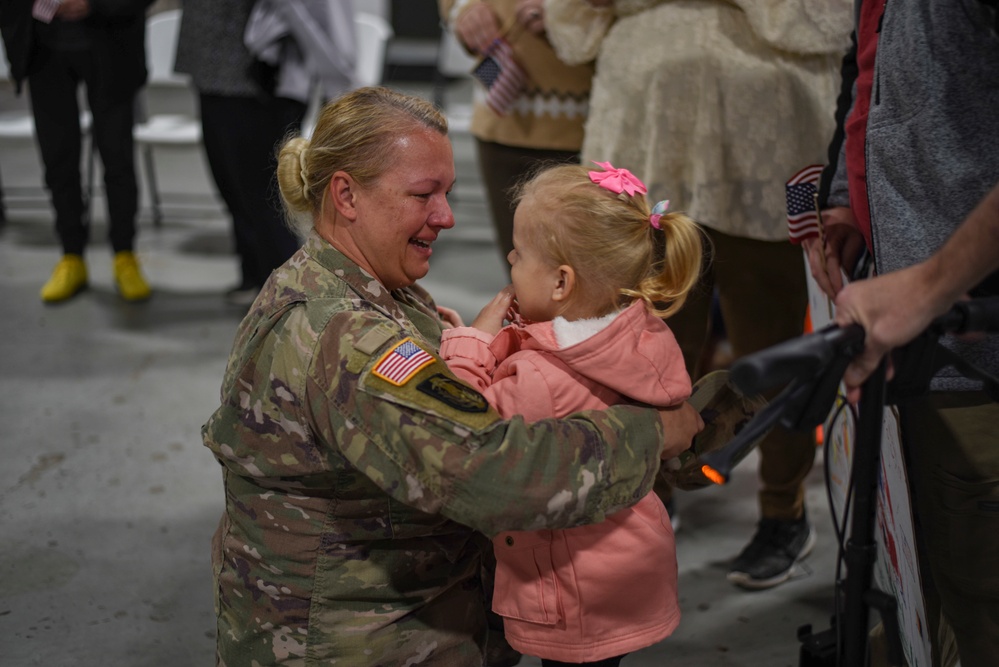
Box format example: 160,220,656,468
145,9,189,86
0,34,13,83
355,12,393,88
437,29,476,78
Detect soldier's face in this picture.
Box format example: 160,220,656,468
350,129,456,290
508,196,562,324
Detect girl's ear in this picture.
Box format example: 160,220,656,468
329,171,359,221
552,265,576,302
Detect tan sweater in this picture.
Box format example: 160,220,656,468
439,0,595,151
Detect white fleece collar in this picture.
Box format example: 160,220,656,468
551,310,623,349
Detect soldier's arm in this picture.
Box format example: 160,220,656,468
311,312,666,536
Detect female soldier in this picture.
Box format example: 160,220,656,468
202,86,702,666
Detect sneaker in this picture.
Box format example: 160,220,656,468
727,514,816,590
40,254,88,303
113,251,151,301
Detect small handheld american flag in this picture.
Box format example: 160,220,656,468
786,164,825,245
472,38,527,117
32,0,61,22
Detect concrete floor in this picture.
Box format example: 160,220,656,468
0,78,842,667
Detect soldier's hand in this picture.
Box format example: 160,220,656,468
657,402,703,461
437,305,464,329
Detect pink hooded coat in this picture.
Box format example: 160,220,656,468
439,300,689,661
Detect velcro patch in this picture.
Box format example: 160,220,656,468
417,374,489,413
371,337,435,386
355,324,397,355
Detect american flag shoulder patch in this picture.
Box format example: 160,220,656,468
371,337,435,386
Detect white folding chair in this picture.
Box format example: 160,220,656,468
355,12,393,87
132,8,203,226
433,28,476,134
301,11,394,138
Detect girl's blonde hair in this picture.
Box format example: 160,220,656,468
275,86,448,237
513,163,704,319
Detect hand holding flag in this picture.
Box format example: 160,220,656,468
472,37,527,117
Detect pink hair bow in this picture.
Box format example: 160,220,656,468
588,161,648,197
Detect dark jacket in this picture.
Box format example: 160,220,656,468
0,0,153,98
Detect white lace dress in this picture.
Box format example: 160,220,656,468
544,0,853,241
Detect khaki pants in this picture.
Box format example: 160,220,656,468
475,139,579,265
663,227,815,519
901,392,999,667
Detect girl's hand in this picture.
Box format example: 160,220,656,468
470,285,516,335
437,305,464,329
506,295,525,326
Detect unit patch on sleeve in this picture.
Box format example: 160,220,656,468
371,338,435,386
417,374,489,413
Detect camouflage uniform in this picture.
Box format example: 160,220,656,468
203,232,666,666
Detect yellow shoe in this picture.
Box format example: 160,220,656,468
113,251,151,301
40,254,88,303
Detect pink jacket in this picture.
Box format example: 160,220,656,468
440,300,690,661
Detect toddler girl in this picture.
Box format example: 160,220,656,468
440,161,703,666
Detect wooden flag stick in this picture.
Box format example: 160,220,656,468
813,191,833,318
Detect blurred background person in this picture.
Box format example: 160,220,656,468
546,0,852,589
805,3,999,664
1,0,154,303
438,0,594,267
175,0,355,306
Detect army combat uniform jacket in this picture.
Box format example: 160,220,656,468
202,232,666,666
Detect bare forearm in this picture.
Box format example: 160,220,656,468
833,180,999,398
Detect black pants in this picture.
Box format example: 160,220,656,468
28,45,139,255
199,94,306,288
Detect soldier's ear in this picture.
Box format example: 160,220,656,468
329,171,359,222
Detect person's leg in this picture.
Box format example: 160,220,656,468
199,94,304,294
28,47,86,256
29,46,91,302
198,94,253,289
902,392,999,667
257,96,306,275
85,69,139,254
708,230,815,588
77,50,149,301
713,232,813,520
475,140,579,266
